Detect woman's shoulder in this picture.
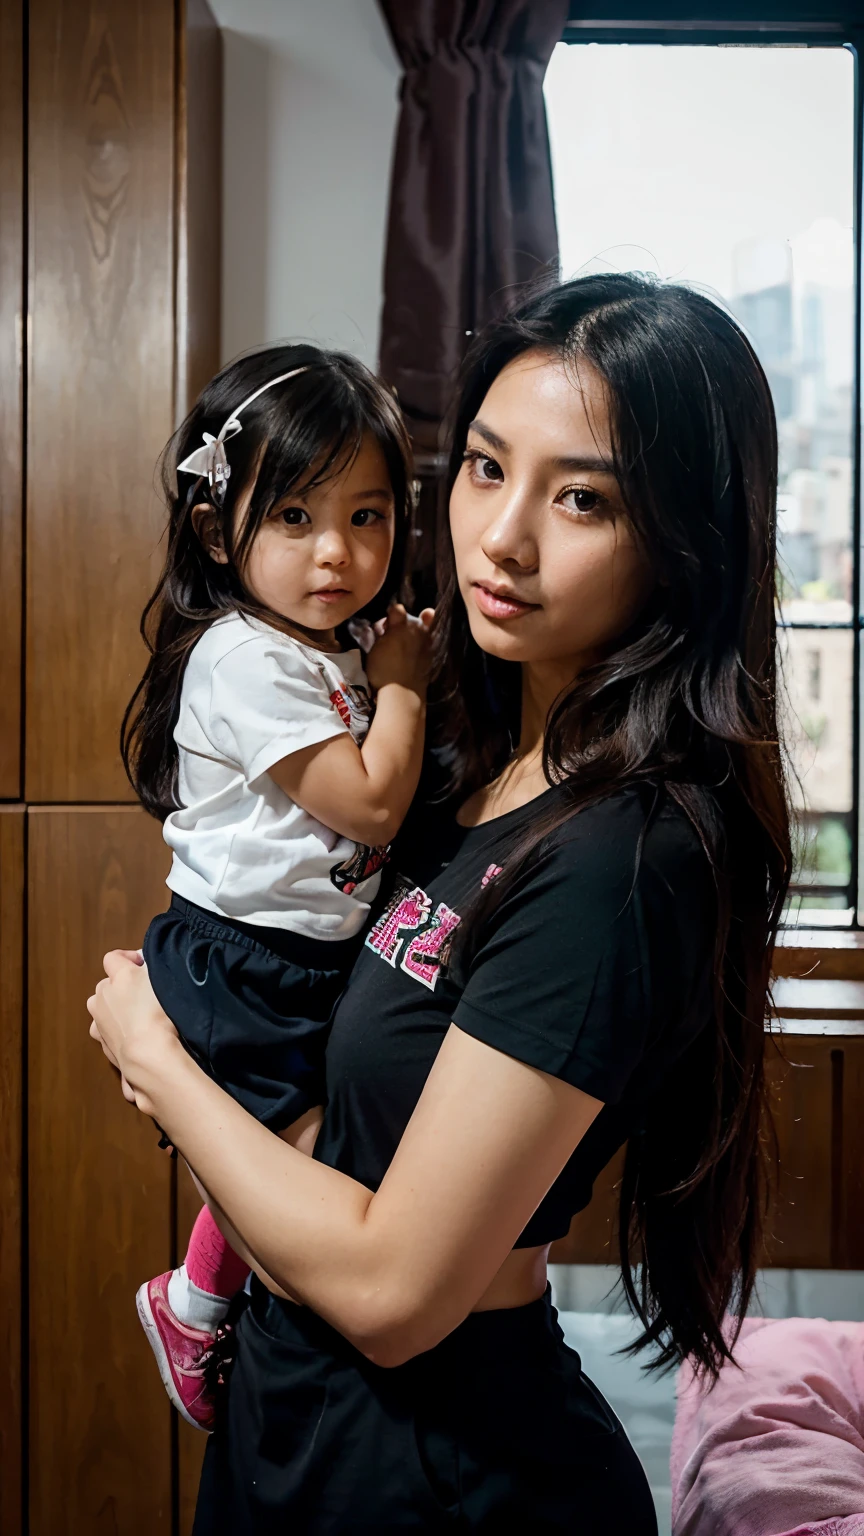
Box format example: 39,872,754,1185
538,781,713,906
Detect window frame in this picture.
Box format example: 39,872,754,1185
559,5,864,926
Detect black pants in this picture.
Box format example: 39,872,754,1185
144,896,361,1131
193,1283,657,1534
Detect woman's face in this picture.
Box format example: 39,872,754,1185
449,349,654,673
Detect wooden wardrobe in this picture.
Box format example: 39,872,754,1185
0,0,219,1529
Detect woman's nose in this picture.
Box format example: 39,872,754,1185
480,495,539,571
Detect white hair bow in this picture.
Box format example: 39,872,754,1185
176,366,309,504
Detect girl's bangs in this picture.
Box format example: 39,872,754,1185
251,386,404,516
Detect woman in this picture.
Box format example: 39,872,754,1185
88,273,790,1533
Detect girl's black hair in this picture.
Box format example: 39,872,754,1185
122,343,413,819
434,273,791,1381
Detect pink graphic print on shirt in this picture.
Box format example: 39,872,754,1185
401,903,461,990
365,878,461,991
365,884,432,966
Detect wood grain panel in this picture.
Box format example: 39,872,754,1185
552,1034,864,1271
549,1146,625,1266
0,0,24,797
764,1037,834,1267
0,807,24,1535
26,0,176,801
175,0,222,424
834,1036,864,1269
28,806,172,1536
176,19,221,1517
774,929,864,981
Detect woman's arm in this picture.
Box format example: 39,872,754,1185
89,955,601,1368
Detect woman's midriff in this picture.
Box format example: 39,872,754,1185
471,1243,550,1312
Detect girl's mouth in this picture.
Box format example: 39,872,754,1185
471,582,540,621
311,588,352,604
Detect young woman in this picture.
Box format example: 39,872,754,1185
88,274,790,1533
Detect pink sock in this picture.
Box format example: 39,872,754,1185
185,1206,250,1299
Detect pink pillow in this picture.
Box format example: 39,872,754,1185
671,1317,864,1536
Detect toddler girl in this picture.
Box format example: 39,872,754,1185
121,344,431,1430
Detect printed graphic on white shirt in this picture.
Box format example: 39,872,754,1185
329,681,373,745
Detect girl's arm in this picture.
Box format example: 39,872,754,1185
88,954,602,1369
268,605,433,847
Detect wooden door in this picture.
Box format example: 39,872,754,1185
0,808,25,1536
27,807,172,1536
26,0,176,803
0,0,24,798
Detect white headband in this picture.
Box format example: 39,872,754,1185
176,366,310,504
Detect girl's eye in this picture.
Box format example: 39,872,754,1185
278,506,311,526
559,486,605,517
351,507,385,527
463,448,504,484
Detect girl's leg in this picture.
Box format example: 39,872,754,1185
167,1207,252,1332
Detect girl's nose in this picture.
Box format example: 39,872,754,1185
314,530,350,567
481,493,539,572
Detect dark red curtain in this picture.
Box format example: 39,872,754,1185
378,0,569,455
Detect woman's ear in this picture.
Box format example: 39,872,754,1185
191,502,229,565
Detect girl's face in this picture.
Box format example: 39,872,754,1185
449,350,654,675
214,433,396,637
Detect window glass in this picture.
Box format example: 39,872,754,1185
545,43,856,920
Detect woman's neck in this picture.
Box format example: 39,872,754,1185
457,658,580,827
518,657,580,756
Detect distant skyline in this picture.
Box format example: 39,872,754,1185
545,43,854,307
545,43,857,843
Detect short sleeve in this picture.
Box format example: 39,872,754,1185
207,635,349,785
452,814,656,1107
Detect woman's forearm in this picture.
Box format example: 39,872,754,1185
143,1041,393,1350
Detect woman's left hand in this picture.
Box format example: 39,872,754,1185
87,950,181,1117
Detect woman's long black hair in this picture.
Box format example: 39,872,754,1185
122,343,413,819
434,274,791,1381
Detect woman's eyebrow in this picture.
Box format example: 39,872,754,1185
350,486,393,500
468,419,614,476
468,418,508,452
550,454,615,475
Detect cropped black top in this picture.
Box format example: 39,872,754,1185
312,782,715,1247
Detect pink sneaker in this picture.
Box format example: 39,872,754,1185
136,1270,218,1431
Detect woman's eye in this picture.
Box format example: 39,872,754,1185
278,506,310,526
351,507,384,527
560,486,604,517
464,449,504,485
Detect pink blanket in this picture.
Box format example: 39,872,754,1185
671,1317,864,1536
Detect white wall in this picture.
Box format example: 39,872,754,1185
209,0,401,368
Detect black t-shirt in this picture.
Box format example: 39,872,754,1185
313,782,716,1247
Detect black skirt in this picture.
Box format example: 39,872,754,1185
193,1283,657,1534
144,896,361,1131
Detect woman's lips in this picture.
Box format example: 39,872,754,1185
471,582,539,620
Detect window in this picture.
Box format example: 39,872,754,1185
545,26,860,923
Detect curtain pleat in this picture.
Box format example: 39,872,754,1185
378,0,568,450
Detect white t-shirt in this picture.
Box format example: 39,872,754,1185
164,613,384,939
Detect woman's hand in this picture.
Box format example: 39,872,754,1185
87,950,182,1118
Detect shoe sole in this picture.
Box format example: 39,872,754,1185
135,1282,213,1433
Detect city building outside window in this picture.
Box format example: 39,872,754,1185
546,31,858,923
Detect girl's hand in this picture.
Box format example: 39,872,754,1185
87,950,181,1118
365,602,435,695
